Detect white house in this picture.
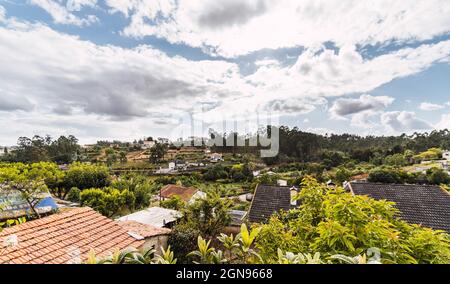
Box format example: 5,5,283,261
443,151,450,161
277,179,288,186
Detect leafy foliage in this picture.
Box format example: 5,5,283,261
255,177,450,264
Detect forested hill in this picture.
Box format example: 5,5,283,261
213,127,450,164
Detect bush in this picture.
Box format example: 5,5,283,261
255,177,450,264
61,163,110,195
167,223,201,264
368,168,407,184
160,196,185,210
427,168,450,185
80,187,135,217
335,168,352,184
67,187,81,202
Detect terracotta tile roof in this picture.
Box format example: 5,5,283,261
348,182,450,233
160,184,198,202
0,207,144,264
350,173,369,181
117,221,171,238
248,185,296,223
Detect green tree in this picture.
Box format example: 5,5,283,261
149,143,167,164
160,195,185,210
427,168,450,185
182,192,232,237
80,187,135,217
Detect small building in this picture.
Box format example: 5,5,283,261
160,184,206,203
248,185,297,223
0,207,146,264
117,221,171,254
345,182,450,233
443,151,450,161
117,207,182,228
277,179,288,186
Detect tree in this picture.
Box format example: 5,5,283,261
79,187,135,217
427,168,450,185
1,180,48,218
335,168,352,184
182,192,232,238
149,143,167,164
160,196,185,210
119,151,127,164
59,163,110,198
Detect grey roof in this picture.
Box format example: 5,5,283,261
248,185,295,223
348,182,450,233
117,207,182,228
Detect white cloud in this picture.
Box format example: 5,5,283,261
30,0,98,26
106,0,450,58
436,114,450,130
381,111,432,132
0,5,5,22
66,0,97,11
419,102,445,111
330,94,394,118
243,42,450,111
0,20,245,143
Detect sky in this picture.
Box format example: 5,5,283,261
0,0,450,145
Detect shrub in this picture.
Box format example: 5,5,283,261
67,187,81,202
160,196,185,210
167,223,201,264
80,187,135,217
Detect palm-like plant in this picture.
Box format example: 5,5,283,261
187,236,216,264
108,248,137,264
129,247,156,264
236,224,262,263
330,253,381,264
153,246,177,264
217,233,240,262
277,249,323,264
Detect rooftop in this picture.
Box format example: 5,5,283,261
117,221,171,238
347,182,450,233
248,185,296,223
117,207,182,228
0,207,144,264
160,184,198,202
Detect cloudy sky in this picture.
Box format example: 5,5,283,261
0,0,450,145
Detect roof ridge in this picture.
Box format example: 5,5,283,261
351,182,441,188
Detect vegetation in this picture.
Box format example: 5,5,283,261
254,177,450,264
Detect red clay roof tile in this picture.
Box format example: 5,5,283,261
0,207,144,264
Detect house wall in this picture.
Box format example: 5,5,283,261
140,235,170,255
